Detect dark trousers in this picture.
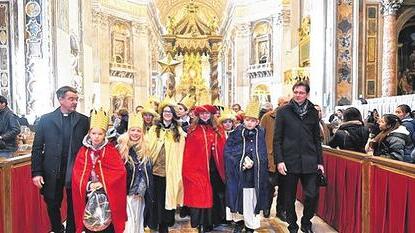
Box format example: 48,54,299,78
44,178,75,233
267,172,286,214
284,173,318,232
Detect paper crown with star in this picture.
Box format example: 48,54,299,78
90,108,109,131
142,100,160,118
158,96,177,114
180,95,196,110
219,108,237,123
128,113,144,130
244,99,260,119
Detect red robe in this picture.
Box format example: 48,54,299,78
182,124,226,208
72,145,127,233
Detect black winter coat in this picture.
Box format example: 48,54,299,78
374,126,414,163
328,121,369,153
273,100,323,174
0,106,20,152
31,108,89,199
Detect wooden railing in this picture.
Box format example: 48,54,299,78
0,155,67,233
2,149,415,233
298,146,415,233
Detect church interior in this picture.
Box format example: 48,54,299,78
1,0,415,233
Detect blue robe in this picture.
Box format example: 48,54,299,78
224,124,269,214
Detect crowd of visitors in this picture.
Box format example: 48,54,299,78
0,80,410,233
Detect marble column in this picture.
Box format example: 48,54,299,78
271,4,290,102
210,48,219,103
91,11,111,109
380,0,403,96
132,21,150,104
309,0,327,106
234,23,251,107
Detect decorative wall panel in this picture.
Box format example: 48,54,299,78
336,0,354,105
0,2,11,99
24,0,44,114
365,5,379,98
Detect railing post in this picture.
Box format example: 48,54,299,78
0,161,12,233
361,156,371,233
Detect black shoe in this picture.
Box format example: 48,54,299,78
276,211,287,222
300,226,314,233
233,222,244,233
263,208,270,218
204,225,213,232
179,206,190,218
245,227,255,233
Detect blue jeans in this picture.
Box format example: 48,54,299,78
0,151,12,158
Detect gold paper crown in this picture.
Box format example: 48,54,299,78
128,113,144,130
142,100,160,118
219,108,236,123
180,95,196,110
158,96,177,113
244,99,260,119
148,95,160,104
90,108,109,131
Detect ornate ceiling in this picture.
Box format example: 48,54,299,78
153,0,228,29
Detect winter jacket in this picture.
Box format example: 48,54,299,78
374,125,414,163
274,99,323,174
0,106,20,152
328,121,369,153
401,116,415,144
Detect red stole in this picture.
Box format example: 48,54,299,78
182,124,226,208
72,145,127,233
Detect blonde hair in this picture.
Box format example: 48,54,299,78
117,129,149,165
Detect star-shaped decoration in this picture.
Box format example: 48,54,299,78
158,53,182,75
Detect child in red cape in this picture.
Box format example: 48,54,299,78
72,109,126,233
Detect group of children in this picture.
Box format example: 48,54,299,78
70,97,270,233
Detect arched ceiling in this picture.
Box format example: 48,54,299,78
154,0,228,29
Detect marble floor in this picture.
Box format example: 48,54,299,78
160,200,338,233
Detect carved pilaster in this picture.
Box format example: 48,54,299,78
379,0,403,16
235,23,250,37
92,11,109,28
0,3,11,100
379,0,402,96
132,22,148,36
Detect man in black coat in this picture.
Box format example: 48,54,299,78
0,95,20,158
31,86,89,233
273,82,324,233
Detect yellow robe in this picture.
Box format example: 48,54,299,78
146,125,186,210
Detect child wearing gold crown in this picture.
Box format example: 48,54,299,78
224,100,269,233
117,113,153,233
72,109,127,233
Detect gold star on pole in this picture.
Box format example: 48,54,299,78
158,53,181,75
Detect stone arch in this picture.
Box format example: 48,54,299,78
396,8,415,37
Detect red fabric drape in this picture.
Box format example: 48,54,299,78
296,152,362,233
0,169,4,233
370,166,415,233
11,164,67,233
